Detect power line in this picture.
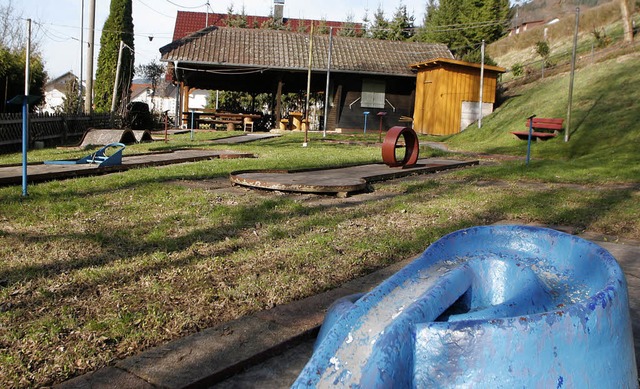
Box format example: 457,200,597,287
135,0,175,19
166,0,209,9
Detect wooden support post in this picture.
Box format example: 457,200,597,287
275,78,283,129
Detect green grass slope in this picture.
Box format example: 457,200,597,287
444,51,640,184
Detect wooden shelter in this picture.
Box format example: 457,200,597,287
160,26,453,131
411,58,505,136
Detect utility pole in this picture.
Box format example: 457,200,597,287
84,0,96,113
565,7,580,143
111,41,125,113
323,27,334,138
79,0,84,113
303,22,314,147
478,40,485,128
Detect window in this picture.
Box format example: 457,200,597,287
361,79,386,109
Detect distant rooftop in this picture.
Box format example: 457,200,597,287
172,10,362,42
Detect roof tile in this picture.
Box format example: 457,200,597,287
161,27,453,77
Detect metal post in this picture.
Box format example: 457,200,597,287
565,7,580,143
22,19,32,197
363,111,370,134
304,23,314,147
478,40,485,129
79,0,84,113
323,27,333,138
526,114,536,165
111,41,125,113
190,109,196,141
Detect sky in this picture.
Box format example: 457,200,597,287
11,0,429,80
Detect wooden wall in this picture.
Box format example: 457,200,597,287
413,61,502,136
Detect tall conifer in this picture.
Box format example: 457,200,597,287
94,0,134,113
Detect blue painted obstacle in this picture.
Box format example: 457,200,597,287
293,225,638,388
44,143,125,167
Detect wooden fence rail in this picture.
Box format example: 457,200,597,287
0,113,112,153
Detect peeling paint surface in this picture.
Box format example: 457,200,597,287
292,225,638,388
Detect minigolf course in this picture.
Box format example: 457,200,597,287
230,126,478,196
78,128,152,148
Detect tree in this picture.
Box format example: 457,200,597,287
388,4,415,41
135,61,165,112
368,5,390,40
417,0,510,61
0,2,47,113
226,5,248,28
94,0,134,114
58,76,82,114
338,13,359,37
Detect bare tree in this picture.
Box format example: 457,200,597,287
135,61,166,111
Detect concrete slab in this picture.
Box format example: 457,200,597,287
0,149,254,186
54,367,154,389
230,158,479,196
208,134,281,144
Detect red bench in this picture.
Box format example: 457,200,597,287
511,117,564,140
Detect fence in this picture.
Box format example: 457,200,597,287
0,112,112,153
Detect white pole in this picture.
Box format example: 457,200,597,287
303,23,314,147
79,0,84,113
565,7,580,143
84,0,95,113
111,41,125,113
478,40,485,129
323,27,333,138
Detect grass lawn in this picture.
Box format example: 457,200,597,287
1,53,639,387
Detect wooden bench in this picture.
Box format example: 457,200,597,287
511,117,564,141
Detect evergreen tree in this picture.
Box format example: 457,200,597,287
338,13,358,37
58,76,82,114
226,5,248,28
418,0,509,61
388,4,415,41
94,0,134,113
316,18,330,35
369,6,389,40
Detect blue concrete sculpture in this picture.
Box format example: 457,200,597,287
293,225,638,387
44,143,125,167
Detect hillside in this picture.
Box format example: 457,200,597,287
513,0,613,26
444,49,640,183
489,1,634,70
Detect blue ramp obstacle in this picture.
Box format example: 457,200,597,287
293,225,637,387
44,143,125,167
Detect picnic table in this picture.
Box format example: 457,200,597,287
183,111,261,131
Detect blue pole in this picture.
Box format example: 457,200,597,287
526,115,535,166
363,111,370,134
22,98,28,197
190,111,195,141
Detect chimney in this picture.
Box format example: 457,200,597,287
274,0,284,23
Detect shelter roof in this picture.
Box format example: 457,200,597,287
410,58,506,74
160,26,453,78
